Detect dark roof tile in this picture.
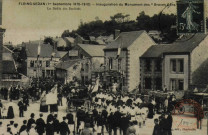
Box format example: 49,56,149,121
26,43,60,58
56,60,80,70
141,33,208,58
104,31,145,50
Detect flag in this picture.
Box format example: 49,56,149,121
46,84,58,105
116,47,121,59
64,77,67,84
116,38,122,59
92,77,100,93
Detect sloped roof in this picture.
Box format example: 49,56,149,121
96,39,105,45
3,46,14,53
2,60,17,74
26,43,60,58
141,33,208,58
56,60,80,70
57,51,68,58
65,37,75,43
78,44,105,57
104,31,145,50
2,46,14,61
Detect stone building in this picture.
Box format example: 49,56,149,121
25,43,60,78
140,33,208,91
103,30,155,91
58,44,105,84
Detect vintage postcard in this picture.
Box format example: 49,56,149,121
0,0,208,135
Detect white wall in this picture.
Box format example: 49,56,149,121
91,57,104,71
190,35,208,84
164,55,189,90
128,32,155,91
27,57,59,77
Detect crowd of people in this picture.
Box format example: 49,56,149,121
0,112,70,135
0,80,176,135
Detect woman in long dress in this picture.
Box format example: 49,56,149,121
7,100,15,119
147,102,154,119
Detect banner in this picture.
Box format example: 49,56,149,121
46,85,58,105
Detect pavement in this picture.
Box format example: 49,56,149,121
0,98,207,135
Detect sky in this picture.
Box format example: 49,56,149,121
1,0,207,45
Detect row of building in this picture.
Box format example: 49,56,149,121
1,28,208,93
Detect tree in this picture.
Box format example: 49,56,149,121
110,13,130,23
136,11,151,30
61,12,177,43
44,37,54,46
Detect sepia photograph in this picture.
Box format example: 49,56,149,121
0,0,208,134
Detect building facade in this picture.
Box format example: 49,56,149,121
58,44,105,84
25,43,60,78
140,33,208,91
104,30,155,91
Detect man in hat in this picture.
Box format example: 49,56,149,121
18,99,24,117
19,120,27,134
46,119,54,135
76,107,86,133
120,113,130,135
27,113,35,131
97,111,105,135
47,112,54,124
53,114,60,134
92,106,98,123
60,117,70,135
36,113,46,135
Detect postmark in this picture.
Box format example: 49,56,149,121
170,99,204,130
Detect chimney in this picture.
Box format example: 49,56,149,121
114,29,120,39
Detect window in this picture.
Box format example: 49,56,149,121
170,79,176,91
170,59,184,73
178,80,184,90
155,60,161,71
155,78,162,90
178,59,184,73
145,59,151,72
145,78,152,89
170,59,176,72
170,79,184,91
30,61,34,67
109,58,113,70
118,59,121,71
46,61,50,67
